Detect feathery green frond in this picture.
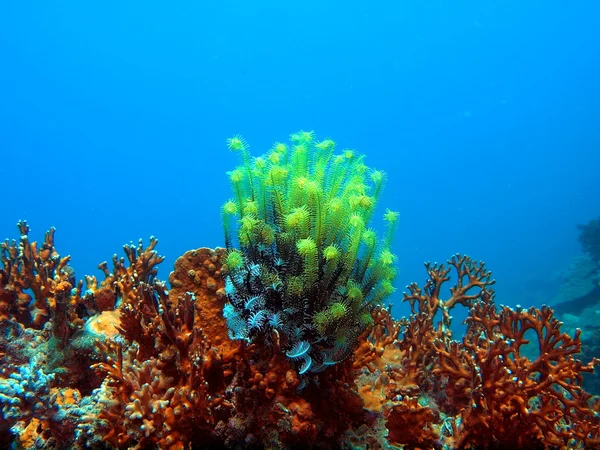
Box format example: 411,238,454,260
220,131,399,376
225,250,245,270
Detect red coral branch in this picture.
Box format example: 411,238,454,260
437,302,600,448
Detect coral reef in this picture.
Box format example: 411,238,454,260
1,223,599,449
1,133,599,449
355,255,600,449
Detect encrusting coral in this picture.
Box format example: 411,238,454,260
0,131,599,449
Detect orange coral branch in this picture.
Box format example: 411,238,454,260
437,302,600,448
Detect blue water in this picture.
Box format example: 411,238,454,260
1,1,598,319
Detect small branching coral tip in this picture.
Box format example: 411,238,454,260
220,131,398,375
226,135,247,151
384,209,399,223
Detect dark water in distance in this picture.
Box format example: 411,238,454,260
1,1,599,319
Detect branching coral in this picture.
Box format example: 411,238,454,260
398,254,495,390
1,136,599,449
0,224,178,448
92,343,225,449
379,254,600,449
0,221,82,339
84,235,164,312
353,305,402,374
438,302,600,448
87,246,234,449
91,245,370,449
0,354,56,426
1,220,599,449
220,132,398,375
1,222,364,449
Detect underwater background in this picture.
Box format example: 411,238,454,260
2,2,600,449
1,2,599,326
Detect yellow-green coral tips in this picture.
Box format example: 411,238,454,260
323,245,339,261
291,130,315,142
329,302,348,320
301,130,314,141
240,215,259,233
254,156,266,170
347,282,363,302
266,166,288,185
272,142,287,153
227,135,246,151
305,180,320,196
244,199,259,215
313,310,330,334
229,168,244,183
362,229,377,246
349,213,364,228
360,312,374,327
268,151,281,164
295,176,309,190
222,200,238,215
381,279,396,295
384,209,399,223
355,162,368,175
222,131,400,373
348,179,366,195
333,154,345,165
296,237,317,256
225,250,244,269
379,249,396,266
286,206,309,228
327,198,342,214
371,170,385,184
355,195,374,210
316,139,335,151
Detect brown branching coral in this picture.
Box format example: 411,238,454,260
384,396,440,450
357,254,600,449
0,221,82,339
91,247,236,448
2,221,599,450
437,302,600,448
93,341,225,449
403,254,495,339
353,305,402,373
0,223,107,447
84,236,164,312
398,254,495,390
92,246,371,449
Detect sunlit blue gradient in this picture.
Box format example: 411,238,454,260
1,1,599,318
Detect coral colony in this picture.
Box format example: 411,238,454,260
0,131,599,449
